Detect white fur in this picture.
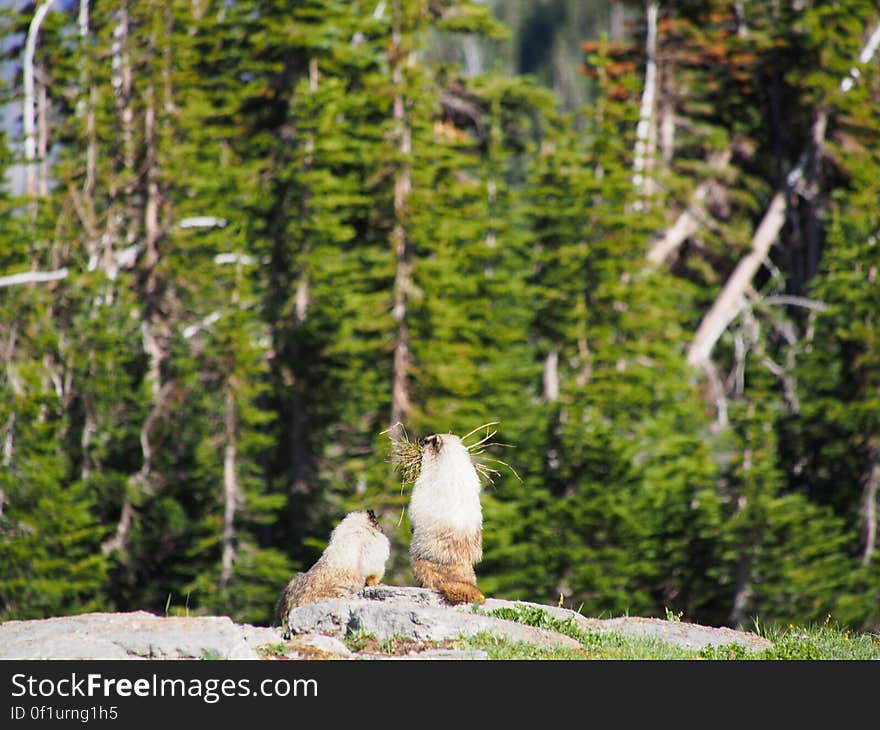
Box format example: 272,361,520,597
321,511,390,579
408,434,482,535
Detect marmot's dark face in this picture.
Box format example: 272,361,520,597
421,434,442,454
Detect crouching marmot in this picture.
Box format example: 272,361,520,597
276,510,390,633
408,433,485,605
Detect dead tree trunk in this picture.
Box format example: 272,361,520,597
389,3,412,430
685,23,880,368
542,347,560,402
22,0,54,209
861,444,880,566
632,2,659,210
646,150,731,266
104,6,168,557
687,110,827,368
1,327,18,523
220,382,238,588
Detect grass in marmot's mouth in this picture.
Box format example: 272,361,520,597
461,421,522,487
385,423,423,485
385,421,521,488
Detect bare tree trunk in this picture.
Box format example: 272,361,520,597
632,2,658,211
685,23,880,366
861,444,880,566
389,3,412,429
1,328,18,522
646,149,731,266
101,0,136,302
659,58,675,167
78,0,89,37
37,78,49,197
119,3,135,178
0,269,68,288
543,346,560,402
609,2,626,42
287,57,319,496
80,388,97,481
23,0,54,207
2,326,17,525
462,35,483,77
687,111,827,368
728,555,752,628
220,383,238,588
105,6,168,557
294,56,318,326
80,0,98,258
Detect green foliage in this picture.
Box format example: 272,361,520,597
1,0,879,636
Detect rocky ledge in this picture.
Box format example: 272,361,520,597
0,586,771,660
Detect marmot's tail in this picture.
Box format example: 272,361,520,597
436,581,485,605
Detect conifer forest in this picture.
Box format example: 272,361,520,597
2,0,880,632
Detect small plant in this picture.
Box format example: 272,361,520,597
664,607,683,622
487,605,588,644
698,643,754,660
256,642,289,659
343,631,377,653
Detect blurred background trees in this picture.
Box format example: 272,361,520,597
0,0,878,632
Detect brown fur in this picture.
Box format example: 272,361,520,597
410,527,482,567
411,558,485,605
275,512,389,635
407,433,486,605
410,529,484,605
275,568,364,624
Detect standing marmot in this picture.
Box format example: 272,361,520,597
408,433,485,604
276,510,390,632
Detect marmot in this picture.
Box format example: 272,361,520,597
276,510,390,632
408,433,485,605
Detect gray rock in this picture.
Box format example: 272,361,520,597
0,611,283,660
359,648,489,660
0,589,772,660
477,598,772,653
593,616,772,652
359,585,449,607
285,591,582,651
287,633,353,658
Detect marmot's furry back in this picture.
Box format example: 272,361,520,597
276,510,390,632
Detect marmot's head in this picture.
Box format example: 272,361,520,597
324,510,390,577
416,433,480,489
420,432,466,460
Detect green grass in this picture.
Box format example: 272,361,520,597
269,607,880,660
463,605,880,661
753,623,880,660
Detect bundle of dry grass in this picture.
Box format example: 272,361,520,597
385,421,520,487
